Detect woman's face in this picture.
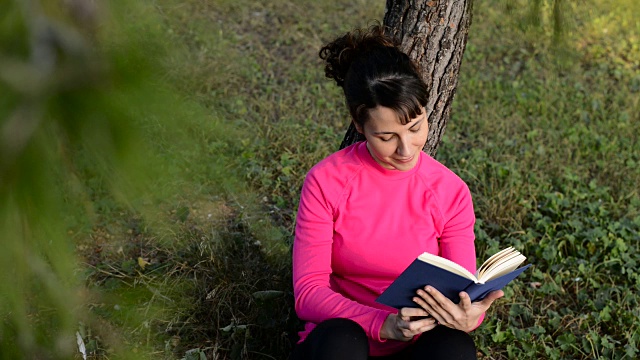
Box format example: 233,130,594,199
355,106,429,171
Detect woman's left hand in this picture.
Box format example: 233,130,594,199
412,286,504,332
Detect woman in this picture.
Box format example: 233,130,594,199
291,25,503,360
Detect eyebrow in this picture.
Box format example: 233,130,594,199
373,119,424,135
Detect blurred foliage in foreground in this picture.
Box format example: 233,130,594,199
0,0,232,358
1,0,639,359
1,0,141,357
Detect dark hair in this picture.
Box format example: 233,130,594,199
319,25,428,127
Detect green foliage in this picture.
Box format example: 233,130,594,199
0,0,144,357
0,0,251,358
2,0,639,359
436,1,639,358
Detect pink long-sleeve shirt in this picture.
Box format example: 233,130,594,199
293,141,481,356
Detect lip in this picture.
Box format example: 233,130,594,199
394,156,414,163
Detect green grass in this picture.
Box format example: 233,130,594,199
3,0,639,359
148,0,639,359
87,0,640,358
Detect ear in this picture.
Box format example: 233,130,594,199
353,121,364,134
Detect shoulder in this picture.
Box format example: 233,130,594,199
306,143,363,181
302,143,365,202
417,154,472,214
418,155,469,193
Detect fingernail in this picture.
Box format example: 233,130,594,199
425,286,431,293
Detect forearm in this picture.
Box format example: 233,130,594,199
294,280,390,340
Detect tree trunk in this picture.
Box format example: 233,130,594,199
340,0,474,157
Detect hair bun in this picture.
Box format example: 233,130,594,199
319,25,396,87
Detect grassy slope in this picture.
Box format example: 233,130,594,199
81,0,639,359
441,2,640,359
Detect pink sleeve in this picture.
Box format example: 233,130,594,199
438,182,485,330
293,172,390,341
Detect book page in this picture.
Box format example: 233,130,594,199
478,250,522,279
477,247,515,277
418,252,477,282
477,253,527,283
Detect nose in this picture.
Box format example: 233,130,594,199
396,136,411,157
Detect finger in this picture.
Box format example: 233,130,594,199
478,290,504,308
396,322,416,341
484,290,505,302
417,288,448,313
408,317,437,331
459,291,472,311
424,286,455,310
403,317,436,338
398,307,409,322
413,295,436,316
416,289,456,325
426,310,446,327
399,307,430,318
397,319,415,337
415,322,438,334
400,328,415,339
412,296,430,312
417,288,447,316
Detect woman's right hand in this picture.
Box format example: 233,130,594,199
380,308,438,341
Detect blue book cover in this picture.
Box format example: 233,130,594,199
376,257,531,309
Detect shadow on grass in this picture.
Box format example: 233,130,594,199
82,201,301,359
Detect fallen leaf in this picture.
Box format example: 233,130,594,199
76,332,87,360
138,257,150,270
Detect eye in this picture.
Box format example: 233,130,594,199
379,137,392,142
410,127,421,133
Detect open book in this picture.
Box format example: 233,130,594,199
376,247,531,308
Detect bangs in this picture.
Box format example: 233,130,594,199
370,75,428,125
389,94,425,125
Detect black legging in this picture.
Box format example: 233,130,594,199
289,318,477,360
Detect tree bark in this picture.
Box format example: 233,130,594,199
340,0,474,157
